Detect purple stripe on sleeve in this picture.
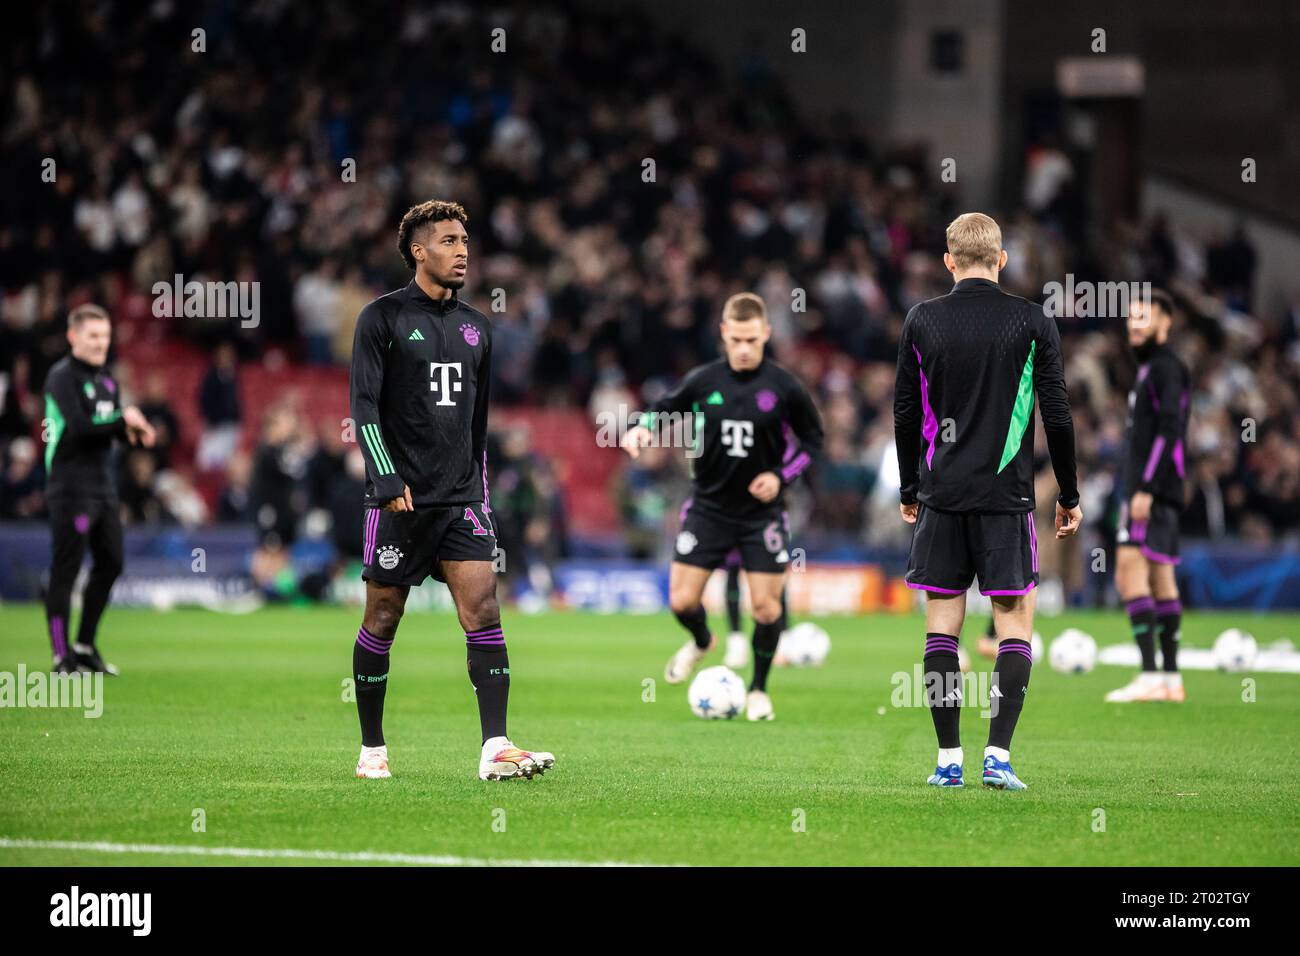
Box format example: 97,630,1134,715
912,345,939,470
781,451,811,482
1143,435,1167,482
1173,439,1185,479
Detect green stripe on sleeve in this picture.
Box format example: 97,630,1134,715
44,394,65,473
362,424,394,475
996,341,1036,474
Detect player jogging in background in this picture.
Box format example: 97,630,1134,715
1106,290,1191,703
42,304,157,674
349,200,553,781
621,293,823,721
895,213,1081,791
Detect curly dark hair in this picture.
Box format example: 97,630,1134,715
396,200,468,270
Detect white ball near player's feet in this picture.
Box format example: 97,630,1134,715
688,666,746,719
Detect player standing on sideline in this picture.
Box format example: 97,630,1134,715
1106,291,1191,703
349,200,553,781
621,293,823,721
42,304,157,674
895,213,1081,790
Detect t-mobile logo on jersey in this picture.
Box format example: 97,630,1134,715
720,419,754,457
429,362,463,406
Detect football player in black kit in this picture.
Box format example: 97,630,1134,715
895,213,1081,791
1106,290,1191,704
348,200,553,781
621,293,824,721
42,304,157,674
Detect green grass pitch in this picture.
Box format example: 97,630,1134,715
1,603,1297,866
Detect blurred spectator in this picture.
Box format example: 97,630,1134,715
1,436,44,519
197,342,242,471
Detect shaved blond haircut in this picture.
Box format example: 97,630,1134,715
945,213,1003,270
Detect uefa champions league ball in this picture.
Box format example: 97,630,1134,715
777,621,831,667
1049,628,1097,674
688,665,747,719
1213,629,1258,672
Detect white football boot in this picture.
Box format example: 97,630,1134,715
745,689,774,721
723,632,750,670
355,745,391,779
665,634,714,684
479,737,556,781
1105,672,1170,702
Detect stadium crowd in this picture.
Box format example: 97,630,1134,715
2,0,1298,576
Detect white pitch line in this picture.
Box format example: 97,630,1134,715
0,837,670,868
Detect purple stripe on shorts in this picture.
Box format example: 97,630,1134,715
980,582,1038,596
1154,599,1182,616
1126,596,1156,616
1140,544,1181,566
356,626,392,655
905,581,967,595
1028,513,1038,573
1173,439,1185,479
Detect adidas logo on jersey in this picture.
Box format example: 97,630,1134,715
409,329,425,341
706,391,724,405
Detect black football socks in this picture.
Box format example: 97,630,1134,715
749,619,782,692
354,625,394,747
466,622,510,743
988,638,1032,751
725,563,742,633
1155,598,1181,671
923,633,962,749
1126,595,1158,670
674,604,712,650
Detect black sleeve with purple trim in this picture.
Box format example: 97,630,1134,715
778,367,823,491
1123,345,1190,507
893,309,923,506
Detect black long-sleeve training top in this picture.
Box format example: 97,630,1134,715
349,280,492,508
894,277,1078,513
43,354,126,500
1122,343,1190,506
644,356,824,519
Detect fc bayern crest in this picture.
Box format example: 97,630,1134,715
755,389,777,412
460,323,480,346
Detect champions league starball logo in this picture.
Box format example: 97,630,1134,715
755,389,777,412
460,324,480,347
